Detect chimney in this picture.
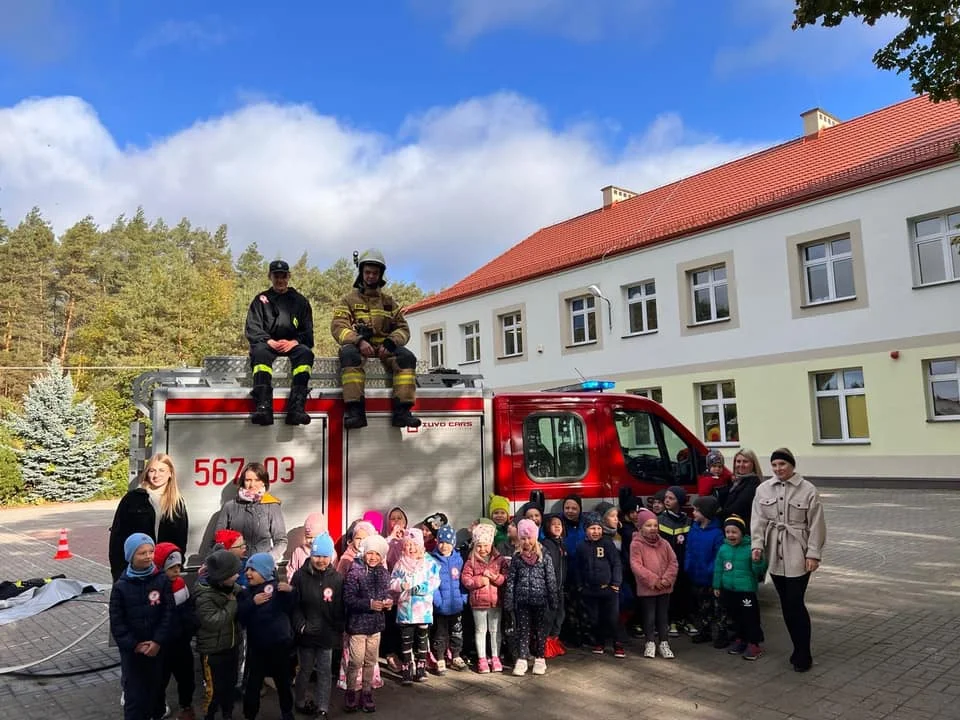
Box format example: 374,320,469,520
801,107,840,137
601,185,638,209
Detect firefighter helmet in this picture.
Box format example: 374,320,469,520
354,248,387,288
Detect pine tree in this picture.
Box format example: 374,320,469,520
4,359,117,502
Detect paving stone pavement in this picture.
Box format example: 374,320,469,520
1,488,959,720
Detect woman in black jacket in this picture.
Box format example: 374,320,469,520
718,448,763,528
108,454,189,581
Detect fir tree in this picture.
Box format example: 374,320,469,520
4,359,117,502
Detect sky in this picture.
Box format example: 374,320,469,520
0,0,911,290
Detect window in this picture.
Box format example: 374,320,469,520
802,236,855,304
523,414,587,480
613,409,695,485
927,358,960,419
626,281,657,334
912,211,960,285
691,265,729,323
568,295,597,344
628,387,663,403
461,322,480,363
813,368,869,442
698,381,738,445
501,311,523,357
426,329,444,369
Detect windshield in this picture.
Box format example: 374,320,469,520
613,408,694,484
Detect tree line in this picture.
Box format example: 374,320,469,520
0,207,429,502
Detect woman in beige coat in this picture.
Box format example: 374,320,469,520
750,448,826,672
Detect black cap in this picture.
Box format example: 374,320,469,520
269,260,290,274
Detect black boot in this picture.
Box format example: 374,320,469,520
344,400,367,430
250,385,274,426
391,401,421,428
285,385,311,426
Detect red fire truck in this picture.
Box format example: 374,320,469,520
131,357,708,566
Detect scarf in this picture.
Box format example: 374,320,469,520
238,487,264,504
519,547,540,566
397,552,424,576
145,486,163,537
126,563,157,578
640,532,661,547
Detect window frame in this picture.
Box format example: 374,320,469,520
461,321,480,364
501,311,523,358
926,357,960,421
676,251,739,336
568,295,598,346
801,235,856,305
690,265,730,324
812,367,870,444
697,380,739,447
911,210,960,287
624,280,658,336
522,412,589,482
627,386,663,404
426,328,445,369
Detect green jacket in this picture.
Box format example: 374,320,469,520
713,537,767,593
194,581,240,655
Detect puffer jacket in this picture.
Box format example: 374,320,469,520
503,551,558,611
684,518,725,587
343,559,392,635
291,563,344,649
431,549,467,616
238,580,294,649
194,579,240,654
330,287,411,348
714,537,767,592
215,492,287,561
629,532,678,597
109,570,174,652
390,555,441,625
658,510,691,567
461,550,508,609
574,536,622,595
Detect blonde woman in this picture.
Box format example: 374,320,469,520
108,454,189,581
718,448,763,528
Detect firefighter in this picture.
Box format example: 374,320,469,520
331,249,421,430
245,259,315,426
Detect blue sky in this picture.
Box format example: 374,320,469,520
0,0,911,288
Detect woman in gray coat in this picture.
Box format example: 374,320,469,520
216,462,287,561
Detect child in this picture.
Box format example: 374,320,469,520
714,514,767,661
541,514,567,658
390,528,441,684
488,494,511,549
648,489,666,515
237,553,295,720
109,533,174,720
698,449,733,499
685,497,725,644
337,521,376,576
503,519,558,676
195,549,243,720
384,506,409,570
659,485,693,637
576,513,625,658
291,533,343,719
430,525,468,673
461,523,508,673
496,519,519,559
630,509,678,659
618,494,642,635
343,534,393,713
153,542,196,720
288,512,333,576
382,506,408,672
200,529,248,588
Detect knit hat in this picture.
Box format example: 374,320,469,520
436,525,457,545
310,532,336,558
693,495,720,521
666,485,687,506
423,513,448,534
360,534,389,560
476,517,495,527
619,491,642,514
404,527,425,550
154,542,183,571
724,514,747,534
472,523,495,546
652,489,667,502
213,528,244,550
362,510,384,534
594,501,615,518
124,532,154,562
770,447,797,467
562,494,582,511
351,520,377,539
636,509,658,528
517,519,538,540
205,549,242,584
488,494,510,518
706,449,725,467
581,512,603,530
245,552,276,582
516,501,542,521
303,512,326,536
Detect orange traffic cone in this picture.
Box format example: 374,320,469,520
53,528,73,560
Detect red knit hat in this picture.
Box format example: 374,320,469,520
214,528,243,549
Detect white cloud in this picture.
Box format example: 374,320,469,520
135,17,231,56
714,0,904,76
0,93,769,290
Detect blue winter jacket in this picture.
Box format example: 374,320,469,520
109,570,174,653
430,549,467,616
237,580,294,649
684,518,725,587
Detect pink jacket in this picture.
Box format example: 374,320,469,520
336,545,358,577
630,533,678,597
461,551,509,609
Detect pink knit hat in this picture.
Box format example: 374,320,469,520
362,510,384,534
472,523,495,546
304,512,326,536
352,520,377,538
404,527,425,550
637,509,658,528
517,519,538,540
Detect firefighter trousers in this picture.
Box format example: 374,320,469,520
250,342,315,384
338,343,416,403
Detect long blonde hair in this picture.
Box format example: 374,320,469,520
139,453,183,521
733,448,762,478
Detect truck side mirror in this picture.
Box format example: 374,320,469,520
529,489,545,512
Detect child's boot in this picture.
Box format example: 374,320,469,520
415,660,428,682
344,689,359,713
361,690,376,713
401,664,413,686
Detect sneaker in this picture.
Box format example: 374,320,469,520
684,623,700,636
512,658,528,676
668,623,680,637
434,659,446,675
591,645,604,655
360,690,376,713
344,689,359,713
490,657,503,673
728,641,748,655
450,656,468,671
658,641,675,659
643,641,656,659
613,644,626,659
531,658,546,675
385,654,402,673
476,657,490,674
743,643,764,661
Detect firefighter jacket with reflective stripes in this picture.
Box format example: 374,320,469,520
245,287,314,348
330,287,410,348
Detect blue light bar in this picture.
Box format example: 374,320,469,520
580,380,616,391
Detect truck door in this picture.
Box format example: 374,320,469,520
611,407,700,494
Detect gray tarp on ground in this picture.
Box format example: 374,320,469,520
0,578,108,625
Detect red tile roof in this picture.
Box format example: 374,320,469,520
409,96,960,313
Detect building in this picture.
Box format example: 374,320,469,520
405,96,960,482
